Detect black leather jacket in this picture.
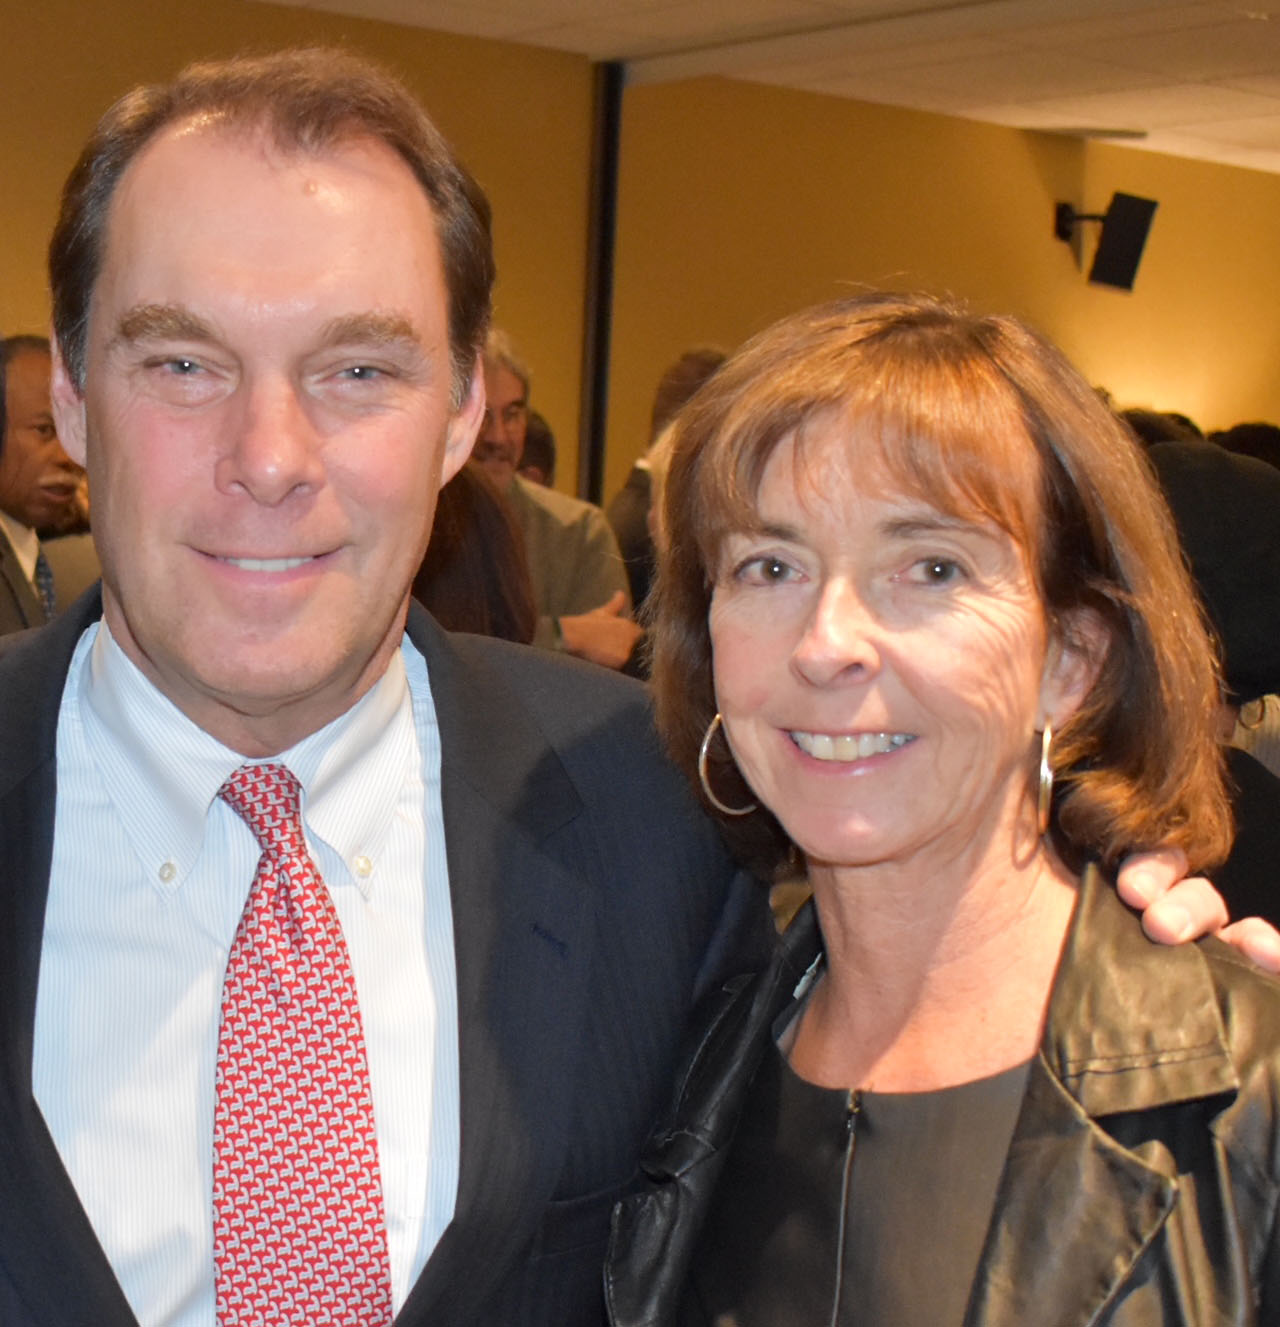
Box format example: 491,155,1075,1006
607,867,1280,1325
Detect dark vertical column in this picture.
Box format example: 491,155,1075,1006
576,60,624,504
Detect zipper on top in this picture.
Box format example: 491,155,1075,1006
827,1088,861,1327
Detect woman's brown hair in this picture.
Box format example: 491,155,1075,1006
651,292,1231,875
412,461,536,644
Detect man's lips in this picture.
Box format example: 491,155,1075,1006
214,554,322,572
789,730,916,762
39,480,80,501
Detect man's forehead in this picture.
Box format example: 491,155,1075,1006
5,348,51,395
484,360,526,399
104,115,438,250
90,117,449,338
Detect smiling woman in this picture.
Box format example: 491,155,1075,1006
653,292,1230,881
609,292,1280,1326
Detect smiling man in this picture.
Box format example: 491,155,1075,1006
0,49,767,1327
0,335,86,634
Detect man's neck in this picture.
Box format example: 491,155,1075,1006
100,592,409,758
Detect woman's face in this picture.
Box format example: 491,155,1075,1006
709,427,1087,875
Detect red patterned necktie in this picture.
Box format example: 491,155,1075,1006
214,763,393,1325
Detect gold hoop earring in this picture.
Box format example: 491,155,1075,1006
1037,722,1054,837
698,713,757,817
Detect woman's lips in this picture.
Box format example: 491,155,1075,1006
788,730,915,762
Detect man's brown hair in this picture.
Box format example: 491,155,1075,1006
49,47,493,404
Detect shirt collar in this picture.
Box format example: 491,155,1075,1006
78,620,416,898
0,509,38,581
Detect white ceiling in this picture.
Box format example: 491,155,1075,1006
279,0,1280,174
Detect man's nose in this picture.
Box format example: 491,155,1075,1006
215,380,324,505
49,436,84,477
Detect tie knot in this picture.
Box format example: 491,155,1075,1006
219,764,305,856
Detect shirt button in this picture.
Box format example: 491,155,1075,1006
354,855,373,879
158,860,177,883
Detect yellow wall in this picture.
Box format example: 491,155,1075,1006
6,11,1280,506
0,0,594,485
606,76,1280,499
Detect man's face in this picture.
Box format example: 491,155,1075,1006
0,348,85,529
474,359,527,488
53,121,482,755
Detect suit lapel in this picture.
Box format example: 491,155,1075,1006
397,612,597,1323
0,591,139,1323
0,526,44,631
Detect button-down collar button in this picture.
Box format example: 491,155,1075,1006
354,854,373,879
158,860,177,883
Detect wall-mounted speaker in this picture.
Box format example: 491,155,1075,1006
1054,193,1159,291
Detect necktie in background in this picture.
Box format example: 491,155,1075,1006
214,763,393,1325
33,546,55,620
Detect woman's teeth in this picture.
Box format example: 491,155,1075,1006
790,730,913,761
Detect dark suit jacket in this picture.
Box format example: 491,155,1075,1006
1219,745,1280,927
0,590,770,1326
0,523,44,637
605,465,655,612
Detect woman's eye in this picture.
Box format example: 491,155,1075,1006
916,557,963,584
736,555,795,584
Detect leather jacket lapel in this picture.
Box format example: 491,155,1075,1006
965,868,1238,1326
963,1054,1177,1326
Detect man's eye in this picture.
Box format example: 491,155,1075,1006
343,365,383,380
165,358,201,375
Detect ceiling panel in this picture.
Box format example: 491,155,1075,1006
269,0,1280,173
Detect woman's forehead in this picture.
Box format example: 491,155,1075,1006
751,416,1037,523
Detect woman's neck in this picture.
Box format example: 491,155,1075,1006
788,839,1078,1094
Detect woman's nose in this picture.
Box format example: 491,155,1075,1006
790,578,881,686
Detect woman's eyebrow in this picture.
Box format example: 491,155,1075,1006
881,513,995,541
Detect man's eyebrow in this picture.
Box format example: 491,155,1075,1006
318,313,421,350
113,304,217,346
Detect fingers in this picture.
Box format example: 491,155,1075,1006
1138,876,1229,945
1114,846,1190,910
1218,919,1280,974
588,590,628,618
1116,848,1280,967
557,612,644,668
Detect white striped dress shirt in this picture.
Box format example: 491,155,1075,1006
32,621,459,1326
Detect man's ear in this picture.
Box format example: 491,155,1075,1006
441,351,484,486
50,338,88,467
1039,607,1110,730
